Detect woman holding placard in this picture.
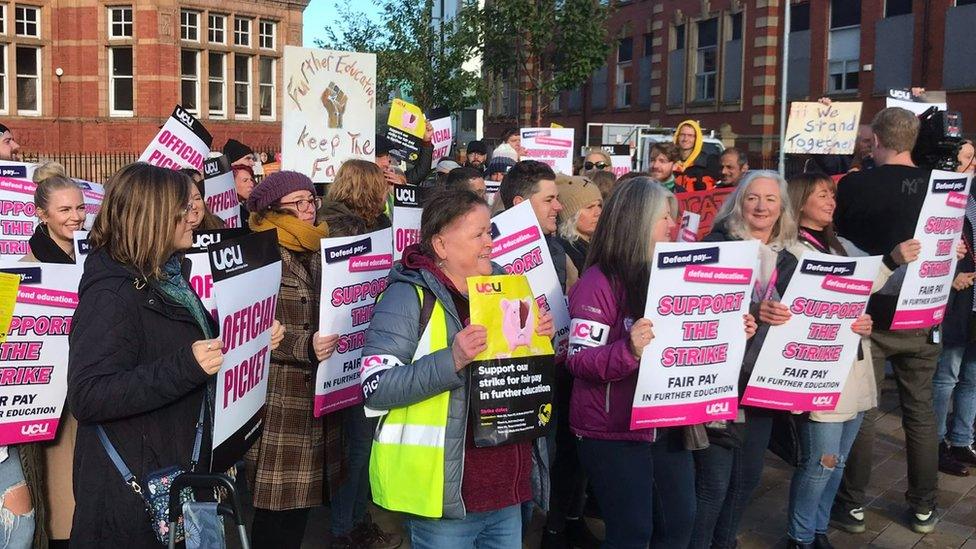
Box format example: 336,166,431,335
361,188,554,548
566,177,756,549
691,170,799,549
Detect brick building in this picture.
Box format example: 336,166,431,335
485,0,976,167
0,0,306,155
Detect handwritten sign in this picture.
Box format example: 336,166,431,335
783,102,862,155
282,46,377,183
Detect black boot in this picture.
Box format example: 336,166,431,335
787,539,814,549
565,518,601,549
939,441,970,476
814,533,835,549
949,443,976,467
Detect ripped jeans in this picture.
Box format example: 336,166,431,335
0,447,34,549
787,413,864,543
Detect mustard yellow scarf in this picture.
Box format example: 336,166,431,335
249,211,329,252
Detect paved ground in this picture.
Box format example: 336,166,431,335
232,375,976,548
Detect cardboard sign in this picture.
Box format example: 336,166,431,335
629,241,758,429
742,252,881,411
610,155,631,178
281,46,377,183
314,228,393,416
886,88,947,116
521,128,575,175
430,116,453,160
490,201,571,359
386,99,427,162
209,230,282,472
391,184,426,261
675,187,735,240
891,171,972,329
783,101,862,155
468,274,554,447
138,105,212,171
202,156,242,229
0,262,82,444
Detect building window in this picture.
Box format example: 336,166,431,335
0,45,7,113
958,0,976,5
109,47,134,115
674,24,685,50
828,0,860,93
695,18,718,101
643,32,653,57
181,10,199,41
209,52,225,118
15,6,39,38
259,20,276,49
208,13,226,44
616,36,633,108
731,13,743,40
234,54,251,118
791,3,811,31
181,49,199,113
259,56,275,119
0,5,6,34
108,6,132,39
15,46,39,114
886,0,912,16
234,17,251,47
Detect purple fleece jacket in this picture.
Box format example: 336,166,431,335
566,266,656,442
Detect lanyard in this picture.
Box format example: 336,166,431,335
755,268,779,302
798,228,830,254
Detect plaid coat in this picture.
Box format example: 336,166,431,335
246,246,344,510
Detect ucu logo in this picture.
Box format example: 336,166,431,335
175,107,194,128
194,232,222,249
705,402,729,415
20,423,50,436
211,245,243,270
572,322,605,343
475,282,502,293
811,396,835,406
395,187,416,203
203,159,220,176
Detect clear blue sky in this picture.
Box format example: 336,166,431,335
303,0,383,47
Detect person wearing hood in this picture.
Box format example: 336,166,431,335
464,140,488,174
647,143,687,193
691,171,799,549
673,120,721,191
243,171,345,549
223,138,255,167
361,188,554,546
67,163,283,546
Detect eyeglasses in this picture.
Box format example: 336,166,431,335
280,196,322,212
181,202,196,219
584,161,609,170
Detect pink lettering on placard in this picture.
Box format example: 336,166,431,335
0,418,59,444
7,315,72,336
222,346,269,408
683,266,753,285
946,191,968,208
0,178,36,196
221,295,279,353
492,226,541,258
16,288,78,309
534,136,573,148
820,275,872,296
348,254,393,273
331,277,388,307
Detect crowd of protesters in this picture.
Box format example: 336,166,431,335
0,97,971,549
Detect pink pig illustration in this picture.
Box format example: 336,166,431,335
500,298,535,351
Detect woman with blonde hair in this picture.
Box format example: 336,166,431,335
32,161,67,184
319,159,391,236
580,148,612,178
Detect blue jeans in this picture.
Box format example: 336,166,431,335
787,414,864,543
690,411,774,549
405,504,521,549
0,447,34,549
649,428,696,549
933,344,976,446
329,405,377,536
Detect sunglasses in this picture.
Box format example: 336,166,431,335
584,161,608,170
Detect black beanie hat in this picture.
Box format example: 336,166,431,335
466,140,488,155
222,139,253,163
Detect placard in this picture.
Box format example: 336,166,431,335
0,163,36,181
886,88,947,116
202,156,242,228
742,252,881,411
314,228,392,416
186,229,247,320
520,128,575,175
676,187,735,240
281,46,377,183
209,230,282,472
610,155,631,178
138,105,212,171
391,184,426,261
490,201,571,359
678,211,700,242
783,101,862,155
0,262,82,444
891,170,972,329
629,241,758,429
468,274,554,447
385,99,426,162
430,116,453,160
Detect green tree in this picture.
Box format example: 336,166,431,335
475,0,612,126
316,0,481,114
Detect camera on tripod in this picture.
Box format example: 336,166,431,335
912,107,964,171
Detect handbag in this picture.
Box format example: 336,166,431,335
97,399,207,544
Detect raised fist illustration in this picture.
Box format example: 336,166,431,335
322,82,348,128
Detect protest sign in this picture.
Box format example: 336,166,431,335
678,211,701,242
0,178,40,259
491,201,571,359
138,105,212,171
675,187,735,240
886,88,947,116
891,171,972,329
521,128,575,175
72,230,90,263
392,184,426,261
628,241,758,429
0,273,18,343
186,229,247,320
430,116,453,160
202,156,242,228
0,163,36,181
386,99,426,162
485,180,501,206
209,230,282,472
282,46,377,183
783,101,862,155
610,155,632,178
314,228,392,416
468,274,554,446
0,262,82,444
742,252,881,411
76,180,104,230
